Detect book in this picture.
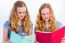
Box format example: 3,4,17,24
35,26,65,43
10,31,35,43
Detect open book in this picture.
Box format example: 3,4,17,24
10,31,35,43
35,26,65,43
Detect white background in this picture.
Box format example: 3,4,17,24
0,0,65,43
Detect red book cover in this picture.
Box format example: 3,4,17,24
35,26,65,43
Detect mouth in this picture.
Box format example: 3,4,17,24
45,18,48,19
45,18,49,21
18,16,23,19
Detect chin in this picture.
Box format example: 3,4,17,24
19,17,23,20
20,18,23,20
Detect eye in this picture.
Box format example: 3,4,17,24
47,13,49,15
42,13,45,15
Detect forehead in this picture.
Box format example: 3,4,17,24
17,7,26,12
41,8,50,13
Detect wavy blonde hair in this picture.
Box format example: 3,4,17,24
36,3,56,32
9,1,31,34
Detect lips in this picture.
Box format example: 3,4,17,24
45,17,49,20
20,16,22,17
18,16,23,19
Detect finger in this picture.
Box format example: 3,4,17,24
61,40,65,43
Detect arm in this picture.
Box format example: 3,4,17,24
34,27,40,43
2,27,9,43
2,27,12,43
2,21,12,43
29,27,32,35
29,23,33,35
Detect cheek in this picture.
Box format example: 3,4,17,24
21,13,26,17
21,14,26,19
17,12,20,16
17,14,26,20
42,15,46,19
22,14,26,18
17,14,21,17
48,14,51,18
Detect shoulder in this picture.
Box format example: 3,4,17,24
30,22,33,28
4,21,10,26
56,21,63,29
4,21,10,30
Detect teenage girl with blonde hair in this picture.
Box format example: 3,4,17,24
3,1,33,43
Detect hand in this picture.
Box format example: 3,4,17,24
35,40,39,43
36,41,39,43
7,40,13,43
35,39,39,43
61,37,65,43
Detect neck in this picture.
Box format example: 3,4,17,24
18,20,22,25
45,21,49,31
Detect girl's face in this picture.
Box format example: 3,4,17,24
41,8,51,21
16,7,26,20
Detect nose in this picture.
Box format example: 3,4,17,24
45,13,48,18
21,13,24,15
19,12,24,16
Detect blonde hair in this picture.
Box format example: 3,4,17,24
36,3,56,32
9,1,31,34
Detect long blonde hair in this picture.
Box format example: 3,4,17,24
9,1,31,34
36,3,56,32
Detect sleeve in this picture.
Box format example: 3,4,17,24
30,23,33,29
4,21,11,39
4,21,10,30
30,22,34,34
56,21,63,29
